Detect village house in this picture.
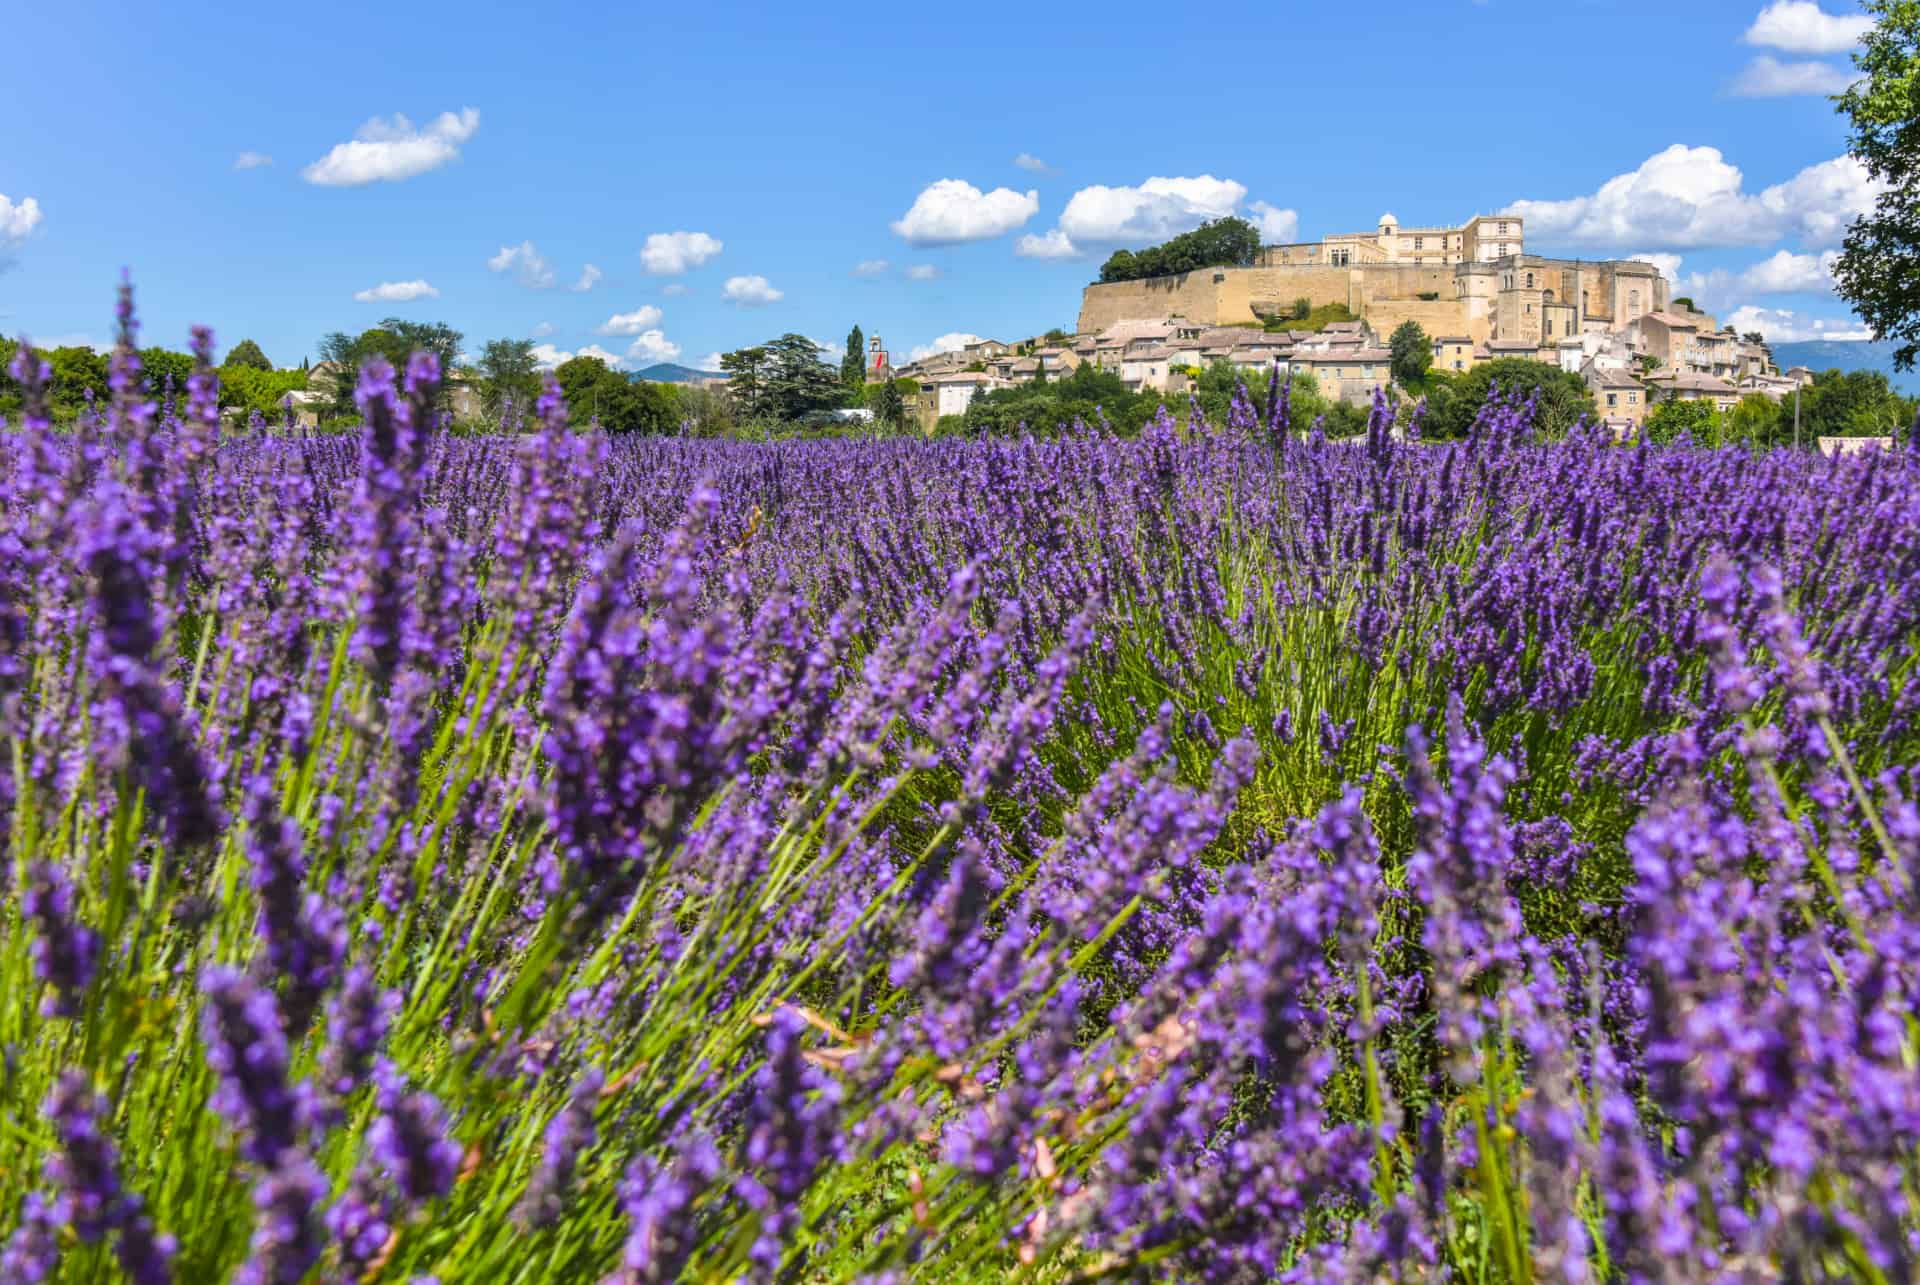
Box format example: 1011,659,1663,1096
1431,335,1476,373
1644,369,1741,414
1583,363,1648,429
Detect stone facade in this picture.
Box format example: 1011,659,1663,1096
1077,232,1666,351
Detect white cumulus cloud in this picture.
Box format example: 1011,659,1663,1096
234,151,273,170
530,321,556,338
487,240,556,289
596,305,665,335
571,263,602,292
1058,175,1246,244
301,108,479,186
1015,228,1081,259
1722,304,1872,343
1738,247,1841,292
1743,1,1872,54
1505,145,1879,250
694,352,724,372
1014,153,1053,173
891,178,1039,245
532,341,627,370
353,279,439,303
905,264,940,281
722,274,783,306
908,332,985,362
641,231,723,274
0,193,43,242
1247,200,1300,243
625,331,682,366
1730,54,1859,96
853,258,891,276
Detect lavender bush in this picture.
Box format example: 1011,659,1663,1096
2,285,1918,1281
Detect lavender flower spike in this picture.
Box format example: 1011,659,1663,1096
23,860,98,1017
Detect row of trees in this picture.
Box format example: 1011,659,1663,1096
1097,217,1263,284
0,334,307,422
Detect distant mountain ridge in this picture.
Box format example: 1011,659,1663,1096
1771,339,1920,395
632,362,719,384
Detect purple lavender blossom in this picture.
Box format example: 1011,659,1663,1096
518,1066,604,1228
368,1060,462,1205
613,1135,722,1285
1,1192,66,1282
240,775,345,1035
23,860,98,1017
199,967,307,1167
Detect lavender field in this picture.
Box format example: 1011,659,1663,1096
3,294,1920,1284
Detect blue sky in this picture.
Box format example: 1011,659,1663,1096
0,0,1885,372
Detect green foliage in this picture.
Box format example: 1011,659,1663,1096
476,338,541,419
963,361,1157,436
1672,296,1696,312
932,413,966,436
1791,366,1918,439
48,346,108,417
1389,321,1431,386
1097,217,1261,283
1425,358,1597,441
222,338,272,371
218,366,307,423
1722,393,1784,449
139,348,196,402
1835,2,1920,368
316,318,464,420
1264,302,1356,333
842,324,864,388
874,379,907,430
551,355,683,434
1292,296,1312,321
1415,291,1440,302
673,383,734,437
722,335,845,424
1643,397,1720,445
1320,398,1370,438
1044,327,1070,344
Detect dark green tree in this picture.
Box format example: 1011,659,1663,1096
1389,321,1431,386
48,346,109,417
223,339,273,371
1426,357,1597,440
1643,397,1719,445
315,321,462,419
762,334,845,422
139,347,196,402
874,379,906,430
1097,217,1262,283
1834,1,1920,368
476,338,541,419
841,325,864,388
719,346,771,419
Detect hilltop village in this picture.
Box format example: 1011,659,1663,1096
892,213,1810,435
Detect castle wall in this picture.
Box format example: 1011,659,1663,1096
1076,273,1227,332
1364,298,1477,345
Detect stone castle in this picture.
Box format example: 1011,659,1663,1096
1076,213,1670,349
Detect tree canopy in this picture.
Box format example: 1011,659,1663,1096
1389,321,1431,386
1834,0,1920,368
721,335,845,423
1421,358,1597,441
222,339,273,371
1097,217,1262,284
476,338,541,420
551,355,683,434
316,319,464,419
841,325,865,388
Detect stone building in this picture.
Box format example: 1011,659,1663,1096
1261,212,1522,267
1076,214,1667,349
